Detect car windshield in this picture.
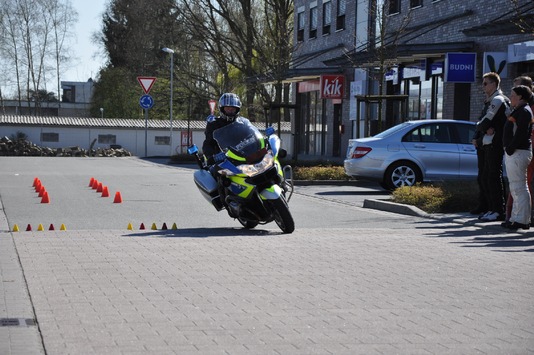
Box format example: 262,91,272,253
373,122,412,138
213,119,264,157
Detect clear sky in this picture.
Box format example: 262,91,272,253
63,0,108,83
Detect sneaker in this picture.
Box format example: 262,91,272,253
470,207,488,215
479,211,493,220
480,212,503,222
504,222,530,230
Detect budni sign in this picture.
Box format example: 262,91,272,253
320,75,345,99
445,53,476,83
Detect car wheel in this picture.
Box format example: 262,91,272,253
383,161,422,190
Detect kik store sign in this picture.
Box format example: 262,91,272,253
320,75,345,99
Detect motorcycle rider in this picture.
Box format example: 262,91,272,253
202,93,251,216
202,93,251,164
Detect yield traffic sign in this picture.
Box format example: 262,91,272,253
137,76,157,94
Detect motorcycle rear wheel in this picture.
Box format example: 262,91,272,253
270,196,295,234
237,217,259,229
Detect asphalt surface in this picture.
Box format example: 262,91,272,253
0,157,533,355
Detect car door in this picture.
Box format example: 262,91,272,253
401,123,460,180
452,122,478,179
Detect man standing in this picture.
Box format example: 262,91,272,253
475,72,510,222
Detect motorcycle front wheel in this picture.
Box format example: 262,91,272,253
269,196,295,234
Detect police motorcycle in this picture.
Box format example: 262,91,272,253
187,120,295,233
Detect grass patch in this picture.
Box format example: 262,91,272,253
392,181,479,213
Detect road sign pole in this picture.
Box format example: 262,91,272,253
145,109,148,157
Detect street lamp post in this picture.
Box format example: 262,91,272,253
162,47,174,157
100,107,104,119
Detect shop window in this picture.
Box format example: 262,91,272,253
98,134,116,144
323,1,331,35
309,6,318,39
410,0,422,8
336,0,345,31
297,11,305,42
155,136,170,145
41,132,59,142
388,0,400,15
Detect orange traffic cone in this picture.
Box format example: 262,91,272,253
35,180,41,192
38,185,46,197
113,191,123,203
97,182,103,193
33,177,39,187
92,179,99,189
41,191,50,203
89,177,95,187
101,186,110,197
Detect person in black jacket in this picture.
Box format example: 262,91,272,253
501,85,534,230
473,72,510,222
202,93,251,164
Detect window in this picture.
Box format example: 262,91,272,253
98,134,116,144
41,132,59,142
309,6,318,39
410,0,422,8
388,0,400,15
155,136,170,145
297,10,305,42
336,0,345,31
323,1,331,35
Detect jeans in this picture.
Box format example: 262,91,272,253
505,149,532,225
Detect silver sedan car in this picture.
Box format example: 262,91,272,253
344,120,478,190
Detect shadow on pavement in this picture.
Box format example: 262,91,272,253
123,227,278,238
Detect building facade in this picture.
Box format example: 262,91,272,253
289,0,534,161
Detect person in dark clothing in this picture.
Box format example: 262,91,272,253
202,93,250,216
202,93,251,164
501,85,534,230
473,72,510,222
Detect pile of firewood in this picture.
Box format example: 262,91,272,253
0,136,132,157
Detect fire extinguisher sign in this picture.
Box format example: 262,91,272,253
320,74,345,99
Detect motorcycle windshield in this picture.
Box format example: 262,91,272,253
213,120,264,158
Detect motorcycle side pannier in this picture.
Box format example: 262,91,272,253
193,170,223,211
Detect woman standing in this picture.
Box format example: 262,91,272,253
502,85,534,230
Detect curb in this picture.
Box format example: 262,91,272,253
363,199,429,217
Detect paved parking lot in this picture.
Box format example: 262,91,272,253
1,157,533,354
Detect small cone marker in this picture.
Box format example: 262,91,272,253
92,179,98,189
49,224,55,231
38,185,46,197
161,222,168,230
26,224,32,231
37,224,44,231
35,181,41,192
151,223,157,230
41,191,50,204
97,182,103,193
171,222,178,230
127,223,133,230
60,224,67,231
113,191,123,203
101,186,110,197
33,177,39,187
89,177,94,187
139,223,145,230
13,224,20,232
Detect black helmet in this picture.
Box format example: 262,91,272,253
218,93,241,121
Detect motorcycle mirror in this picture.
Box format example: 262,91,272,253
265,127,275,136
187,145,198,155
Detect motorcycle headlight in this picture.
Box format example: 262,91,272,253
237,152,274,177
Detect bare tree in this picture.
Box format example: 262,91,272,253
0,0,77,114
